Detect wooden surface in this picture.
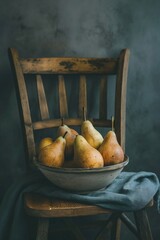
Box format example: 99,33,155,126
20,57,118,74
24,192,111,218
36,75,50,120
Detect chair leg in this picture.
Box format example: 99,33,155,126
134,208,153,240
36,218,50,240
95,213,121,240
63,218,86,240
110,214,121,240
95,214,113,240
120,213,138,237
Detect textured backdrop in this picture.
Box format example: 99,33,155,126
0,0,160,239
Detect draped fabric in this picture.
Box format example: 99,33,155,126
0,171,159,240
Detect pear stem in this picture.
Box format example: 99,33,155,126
63,131,68,138
61,118,64,126
111,116,115,131
83,107,86,121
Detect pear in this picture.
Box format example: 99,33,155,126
38,136,66,167
81,120,103,149
98,130,124,166
57,124,78,160
74,135,104,168
38,137,53,152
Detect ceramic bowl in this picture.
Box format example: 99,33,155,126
34,155,129,193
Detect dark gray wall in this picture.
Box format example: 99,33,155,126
0,0,160,239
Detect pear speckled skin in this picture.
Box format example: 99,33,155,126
98,131,124,166
38,136,66,167
81,120,103,149
74,135,104,168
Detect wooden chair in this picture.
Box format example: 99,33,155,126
8,48,153,240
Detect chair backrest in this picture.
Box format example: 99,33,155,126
8,48,130,167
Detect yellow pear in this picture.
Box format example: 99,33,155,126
38,136,66,167
57,124,78,160
74,135,104,168
98,130,124,166
81,120,103,149
38,137,53,152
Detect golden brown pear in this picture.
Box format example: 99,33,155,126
38,137,53,152
57,124,78,160
81,120,103,149
98,130,124,166
38,136,66,167
74,135,104,168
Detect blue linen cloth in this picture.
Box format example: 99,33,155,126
0,171,159,240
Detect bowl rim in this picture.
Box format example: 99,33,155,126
34,155,129,173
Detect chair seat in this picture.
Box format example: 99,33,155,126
24,193,112,218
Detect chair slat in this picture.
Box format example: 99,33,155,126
58,75,68,118
99,75,107,119
79,75,87,118
32,118,112,130
115,49,130,150
36,75,50,120
20,57,118,74
8,48,36,162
